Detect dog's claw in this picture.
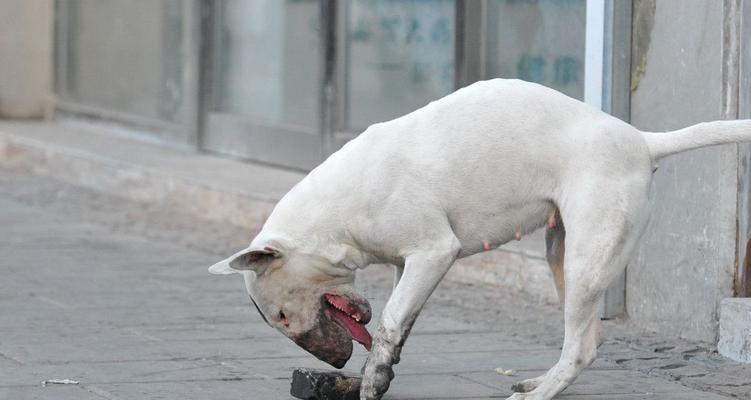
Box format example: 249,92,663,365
511,380,536,393
511,374,546,394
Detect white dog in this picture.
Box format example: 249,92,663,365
210,79,751,399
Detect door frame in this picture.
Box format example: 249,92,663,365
591,0,633,318
734,0,751,297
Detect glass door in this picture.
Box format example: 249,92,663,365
334,0,457,143
54,0,198,147
204,0,458,166
485,0,586,100
203,0,323,170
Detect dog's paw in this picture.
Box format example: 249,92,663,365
360,361,393,400
360,326,401,399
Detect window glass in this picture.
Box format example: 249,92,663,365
215,0,320,130
486,0,586,100
57,0,188,124
345,0,456,132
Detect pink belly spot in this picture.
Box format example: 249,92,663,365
514,231,522,241
482,240,491,251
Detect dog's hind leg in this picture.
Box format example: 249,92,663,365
510,209,565,393
508,182,649,400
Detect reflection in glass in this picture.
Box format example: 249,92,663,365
58,0,187,123
486,0,586,100
345,0,456,133
215,0,320,130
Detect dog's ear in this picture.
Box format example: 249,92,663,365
208,246,282,276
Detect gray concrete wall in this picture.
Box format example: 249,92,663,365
0,0,52,118
627,0,737,343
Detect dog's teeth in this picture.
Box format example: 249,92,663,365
329,299,363,322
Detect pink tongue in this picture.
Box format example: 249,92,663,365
331,311,372,351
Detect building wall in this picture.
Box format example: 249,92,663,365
0,0,52,118
627,0,737,343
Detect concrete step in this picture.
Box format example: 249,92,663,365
0,120,303,228
719,298,751,363
0,120,557,304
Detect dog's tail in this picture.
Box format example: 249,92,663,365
643,120,751,161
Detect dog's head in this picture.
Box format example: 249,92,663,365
209,240,372,368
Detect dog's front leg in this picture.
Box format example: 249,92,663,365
361,239,460,400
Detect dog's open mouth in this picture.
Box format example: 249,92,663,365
324,293,372,351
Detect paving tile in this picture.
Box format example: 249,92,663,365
461,369,713,396
384,374,503,399
1,360,218,387
401,331,543,355
431,349,561,373
555,393,730,399
0,385,107,400
86,379,292,400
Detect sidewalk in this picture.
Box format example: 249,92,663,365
0,163,736,398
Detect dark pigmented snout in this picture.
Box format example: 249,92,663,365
291,307,353,368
